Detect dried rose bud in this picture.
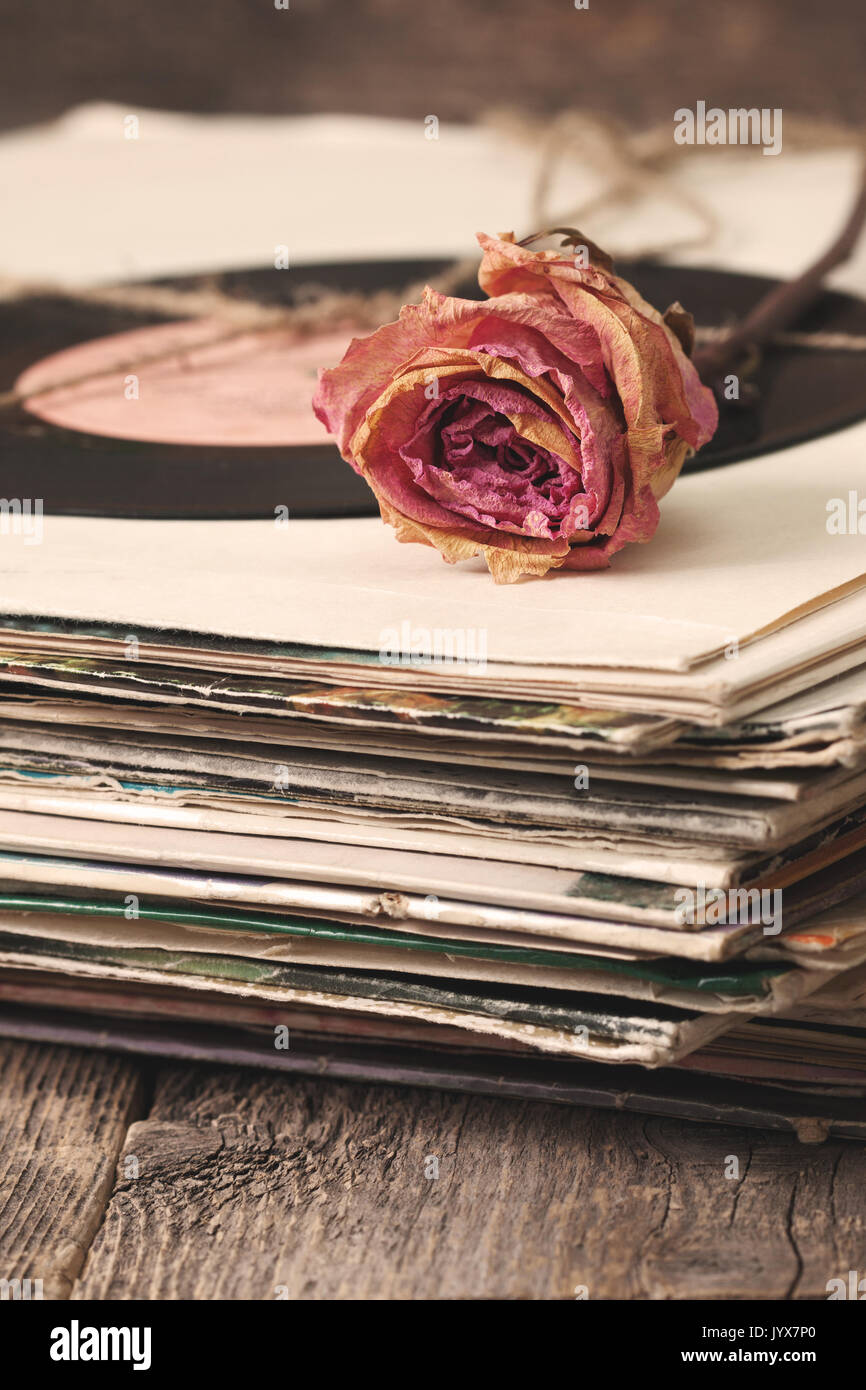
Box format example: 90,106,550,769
314,231,717,582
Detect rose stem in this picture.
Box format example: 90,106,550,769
692,160,866,386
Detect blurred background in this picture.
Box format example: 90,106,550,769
0,0,863,132
0,1,864,300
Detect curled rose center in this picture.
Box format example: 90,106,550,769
399,381,597,542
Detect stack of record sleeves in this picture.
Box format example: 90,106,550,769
1,424,865,1139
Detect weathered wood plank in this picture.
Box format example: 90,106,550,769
72,1063,866,1300
0,1040,147,1299
624,1120,866,1299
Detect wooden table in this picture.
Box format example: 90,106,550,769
2,1038,864,1299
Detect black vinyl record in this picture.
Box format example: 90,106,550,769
2,258,865,518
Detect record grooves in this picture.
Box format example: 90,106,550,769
2,259,866,519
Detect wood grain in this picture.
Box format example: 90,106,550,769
0,1040,146,1299
72,1062,866,1300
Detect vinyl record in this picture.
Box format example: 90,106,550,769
3,258,866,518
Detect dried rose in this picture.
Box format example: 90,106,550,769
313,231,717,583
